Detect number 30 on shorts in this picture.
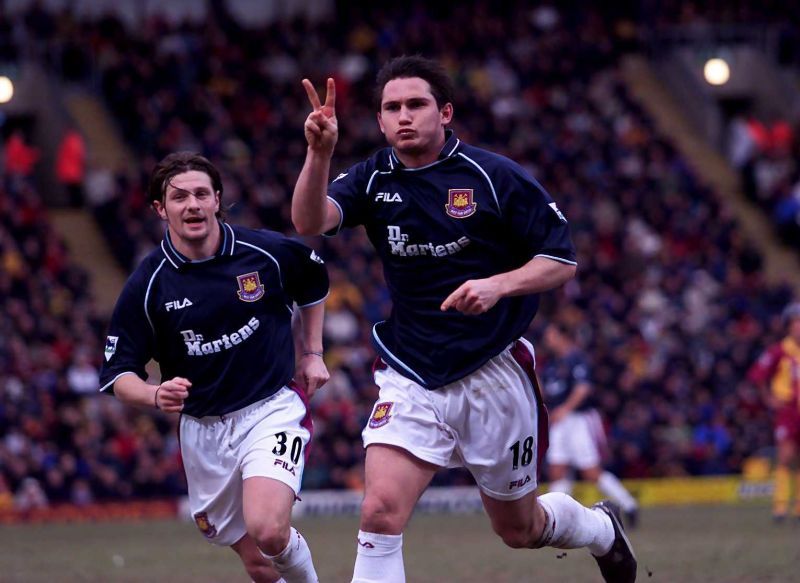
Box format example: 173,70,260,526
510,435,534,470
272,432,303,464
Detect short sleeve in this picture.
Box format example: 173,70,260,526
98,276,154,393
325,161,372,234
497,163,576,265
275,237,330,307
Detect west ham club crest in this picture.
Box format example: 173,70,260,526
193,512,218,539
369,402,394,428
236,272,265,302
445,189,477,219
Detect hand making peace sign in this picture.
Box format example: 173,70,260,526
302,77,338,155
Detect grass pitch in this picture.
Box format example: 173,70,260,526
0,503,796,582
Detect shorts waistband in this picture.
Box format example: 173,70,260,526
186,388,285,425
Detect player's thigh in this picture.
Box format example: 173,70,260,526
180,415,245,546
455,342,545,501
363,366,457,467
239,387,312,494
362,444,438,531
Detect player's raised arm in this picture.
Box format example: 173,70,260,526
292,77,341,236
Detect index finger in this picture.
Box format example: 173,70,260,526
302,78,322,110
440,288,462,311
324,77,336,110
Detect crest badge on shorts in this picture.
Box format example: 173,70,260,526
445,189,477,219
193,512,218,539
369,402,393,429
236,272,265,302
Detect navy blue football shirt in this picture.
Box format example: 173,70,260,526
540,349,594,411
99,222,329,417
327,131,576,388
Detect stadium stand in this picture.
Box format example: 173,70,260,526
1,1,797,509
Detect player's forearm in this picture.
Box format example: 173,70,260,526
559,384,591,415
113,373,159,410
292,149,333,235
294,302,325,354
492,256,576,297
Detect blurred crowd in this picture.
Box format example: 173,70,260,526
1,1,797,509
0,134,185,512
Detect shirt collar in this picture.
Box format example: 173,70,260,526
387,129,462,170
160,220,236,270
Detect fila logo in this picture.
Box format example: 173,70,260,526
273,459,297,476
375,192,403,203
508,475,532,490
165,298,193,311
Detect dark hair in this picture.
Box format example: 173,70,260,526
375,55,455,111
148,151,224,218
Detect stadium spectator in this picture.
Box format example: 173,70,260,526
55,128,86,208
4,131,39,178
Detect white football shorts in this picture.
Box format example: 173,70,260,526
179,385,312,546
363,339,548,501
546,409,607,470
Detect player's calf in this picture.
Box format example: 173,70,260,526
231,535,284,583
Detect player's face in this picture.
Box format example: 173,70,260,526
154,170,220,247
378,77,453,165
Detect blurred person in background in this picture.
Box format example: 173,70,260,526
99,152,329,583
748,302,800,522
293,56,636,583
55,128,86,208
541,321,639,527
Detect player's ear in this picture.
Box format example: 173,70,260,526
214,190,221,214
440,103,453,125
377,112,386,135
153,199,167,220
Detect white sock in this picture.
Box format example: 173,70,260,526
262,528,318,583
351,530,405,583
549,479,573,495
598,471,638,512
537,492,614,556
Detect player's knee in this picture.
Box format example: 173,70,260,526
249,521,291,557
360,492,404,534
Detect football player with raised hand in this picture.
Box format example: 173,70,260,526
293,56,637,583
